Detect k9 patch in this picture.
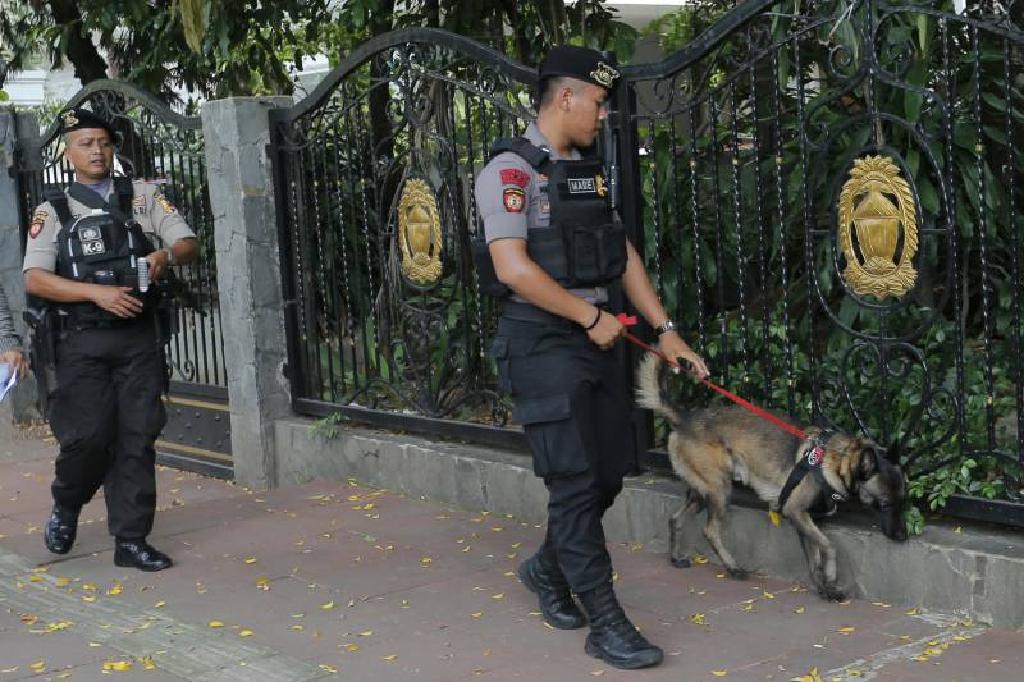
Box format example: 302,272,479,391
503,187,525,213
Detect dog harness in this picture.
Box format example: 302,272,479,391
775,431,847,514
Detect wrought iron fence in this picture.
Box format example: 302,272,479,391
14,81,227,392
623,0,1024,523
272,3,1024,526
271,29,539,447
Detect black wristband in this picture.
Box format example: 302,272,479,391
583,308,602,331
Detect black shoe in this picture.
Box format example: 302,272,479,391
43,504,80,555
517,554,586,630
114,539,173,572
579,582,663,669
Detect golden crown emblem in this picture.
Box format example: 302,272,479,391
837,155,918,300
62,111,79,128
398,178,443,286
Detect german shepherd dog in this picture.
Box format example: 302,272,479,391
636,354,908,601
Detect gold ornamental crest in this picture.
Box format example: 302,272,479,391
398,178,443,285
838,155,918,300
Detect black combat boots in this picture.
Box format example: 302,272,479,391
43,504,80,555
114,538,173,572
517,553,586,630
578,581,664,669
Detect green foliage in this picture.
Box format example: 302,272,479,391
311,411,349,441
639,0,1024,530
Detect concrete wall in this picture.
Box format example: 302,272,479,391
276,417,1024,630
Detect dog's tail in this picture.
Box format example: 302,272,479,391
635,352,686,431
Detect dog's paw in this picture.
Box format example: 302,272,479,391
726,567,750,581
820,586,847,602
670,556,692,569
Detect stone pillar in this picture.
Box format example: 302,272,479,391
201,97,293,490
0,109,41,423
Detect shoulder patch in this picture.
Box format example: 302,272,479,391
499,168,531,188
503,187,525,213
29,208,48,239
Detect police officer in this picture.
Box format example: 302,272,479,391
23,109,199,571
474,47,709,669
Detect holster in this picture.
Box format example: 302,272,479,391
23,307,58,411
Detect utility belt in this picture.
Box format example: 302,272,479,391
53,309,155,333
501,301,607,333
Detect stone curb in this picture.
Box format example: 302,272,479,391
275,417,1024,629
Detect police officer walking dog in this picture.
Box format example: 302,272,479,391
475,47,709,669
23,109,199,571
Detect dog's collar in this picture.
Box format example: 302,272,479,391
776,431,847,513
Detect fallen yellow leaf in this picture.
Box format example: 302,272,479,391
689,613,706,625
837,626,856,634
244,557,257,564
712,671,728,677
319,663,338,673
491,593,504,600
106,584,123,596
102,660,133,671
81,595,96,603
31,660,46,672
154,600,166,608
55,577,71,587
471,612,483,619
140,656,157,670
208,621,225,628
321,601,335,610
693,555,709,564
359,630,374,637
344,644,361,652
239,629,254,637
794,607,806,614
383,655,397,662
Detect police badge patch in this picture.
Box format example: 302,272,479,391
29,209,47,239
503,187,525,213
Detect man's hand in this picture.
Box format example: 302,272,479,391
584,309,625,350
658,331,709,380
0,351,29,381
91,285,144,318
145,249,170,282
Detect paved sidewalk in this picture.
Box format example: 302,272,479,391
1,427,1022,681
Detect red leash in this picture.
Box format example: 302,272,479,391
616,314,808,441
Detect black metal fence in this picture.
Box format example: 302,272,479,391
272,3,1024,525
14,81,227,393
270,30,538,448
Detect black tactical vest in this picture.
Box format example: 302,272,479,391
46,179,156,326
473,137,627,298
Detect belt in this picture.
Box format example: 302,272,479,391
56,312,152,332
501,301,593,331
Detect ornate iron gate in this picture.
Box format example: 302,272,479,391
274,3,1023,526
270,29,538,449
14,81,231,475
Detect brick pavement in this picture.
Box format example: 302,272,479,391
1,426,1022,681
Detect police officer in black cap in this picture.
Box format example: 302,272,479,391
23,109,199,571
474,46,710,669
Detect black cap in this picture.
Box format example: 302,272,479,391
59,108,116,138
538,45,620,91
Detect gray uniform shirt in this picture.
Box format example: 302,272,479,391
474,122,608,304
22,179,196,274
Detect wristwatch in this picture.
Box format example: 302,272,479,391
162,247,177,267
654,319,677,335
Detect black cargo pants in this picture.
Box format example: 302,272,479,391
48,317,167,539
494,310,635,593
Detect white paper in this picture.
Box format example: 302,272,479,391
0,363,17,403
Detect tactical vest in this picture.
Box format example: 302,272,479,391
46,178,156,327
473,137,627,298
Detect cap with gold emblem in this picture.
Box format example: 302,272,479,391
59,108,117,138
538,45,620,91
